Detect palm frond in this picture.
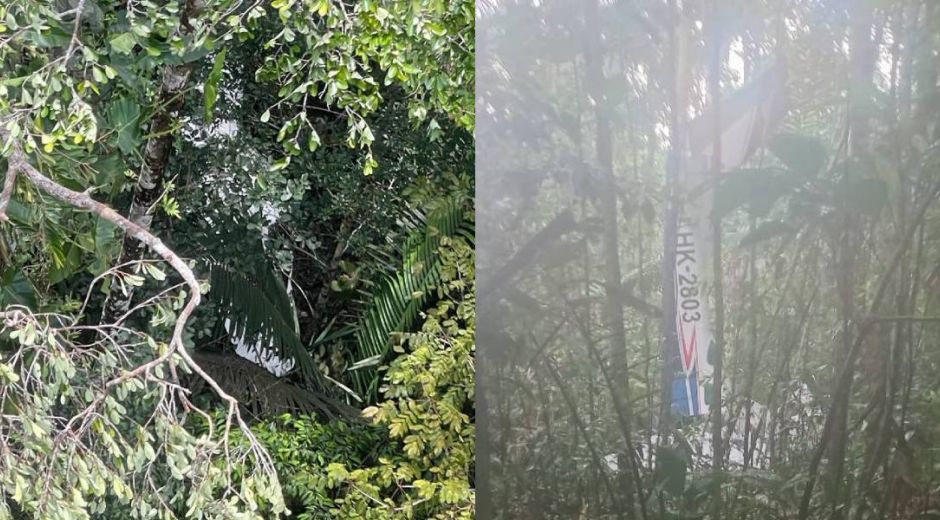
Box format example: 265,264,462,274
188,351,359,420
347,194,474,401
205,260,323,389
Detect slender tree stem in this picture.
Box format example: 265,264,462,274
707,1,726,515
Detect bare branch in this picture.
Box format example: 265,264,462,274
62,0,88,65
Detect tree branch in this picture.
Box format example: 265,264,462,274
4,140,200,353
0,131,271,475
869,315,940,322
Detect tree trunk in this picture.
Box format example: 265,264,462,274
659,0,688,433
583,0,639,516
825,4,877,518
100,11,198,324
857,8,915,518
707,0,726,515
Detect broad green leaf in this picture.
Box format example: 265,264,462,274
0,270,37,308
48,242,82,285
95,217,118,257
177,43,214,64
28,26,71,48
145,264,166,281
769,133,827,177
204,49,228,123
109,33,137,55
739,220,798,248
3,199,36,226
108,98,141,156
713,167,800,218
92,154,126,195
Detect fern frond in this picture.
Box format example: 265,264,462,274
205,260,323,389
188,351,358,420
347,195,474,401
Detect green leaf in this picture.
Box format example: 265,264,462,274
92,154,125,193
108,97,141,156
307,130,321,152
3,199,36,227
49,244,83,284
739,220,798,248
204,49,228,123
109,33,137,55
81,0,106,31
28,25,71,48
206,259,323,389
94,217,118,262
346,196,473,401
713,167,801,218
769,133,827,177
271,157,290,171
178,42,214,64
145,264,166,282
0,269,37,308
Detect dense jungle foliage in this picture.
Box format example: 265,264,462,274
478,0,940,519
0,0,473,518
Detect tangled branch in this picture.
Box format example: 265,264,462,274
0,130,284,516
